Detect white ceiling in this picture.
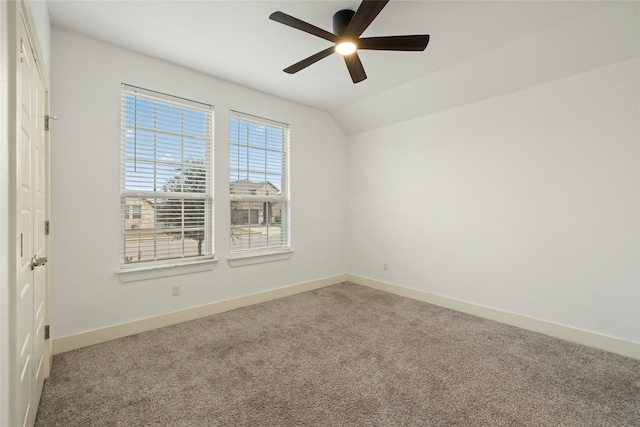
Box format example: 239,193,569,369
46,0,611,116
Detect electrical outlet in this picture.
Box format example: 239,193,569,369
172,285,182,296
383,263,388,271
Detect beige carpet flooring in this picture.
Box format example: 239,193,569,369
35,282,640,426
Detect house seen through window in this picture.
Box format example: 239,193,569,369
230,111,290,255
120,84,213,266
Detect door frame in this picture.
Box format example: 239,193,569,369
3,1,51,425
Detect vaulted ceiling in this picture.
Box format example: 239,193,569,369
47,1,638,134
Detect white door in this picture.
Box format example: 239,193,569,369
16,13,49,427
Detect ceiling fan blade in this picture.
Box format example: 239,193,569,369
358,35,430,51
270,11,339,43
344,52,367,83
344,0,389,39
283,46,336,74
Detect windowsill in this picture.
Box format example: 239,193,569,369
116,257,218,283
228,250,293,267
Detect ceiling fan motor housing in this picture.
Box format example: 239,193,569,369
333,9,355,36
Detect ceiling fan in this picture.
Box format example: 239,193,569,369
269,0,430,84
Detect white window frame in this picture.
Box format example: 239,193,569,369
119,84,214,269
229,111,290,258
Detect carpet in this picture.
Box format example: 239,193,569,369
35,282,640,426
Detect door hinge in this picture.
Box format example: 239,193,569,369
20,233,23,258
45,220,50,235
45,325,50,340
20,39,24,63
45,115,58,131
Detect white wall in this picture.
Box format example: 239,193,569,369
50,28,347,339
347,57,639,344
48,3,639,354
27,0,50,78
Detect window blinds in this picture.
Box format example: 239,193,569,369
229,111,290,255
120,84,213,266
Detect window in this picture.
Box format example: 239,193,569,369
132,205,142,220
230,111,290,256
120,84,213,267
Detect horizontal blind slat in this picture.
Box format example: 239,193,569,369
123,84,212,112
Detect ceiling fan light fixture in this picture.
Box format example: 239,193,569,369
335,41,357,55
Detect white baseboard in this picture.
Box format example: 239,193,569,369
347,274,640,360
52,274,348,355
53,273,639,360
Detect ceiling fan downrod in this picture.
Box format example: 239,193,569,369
333,9,355,36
